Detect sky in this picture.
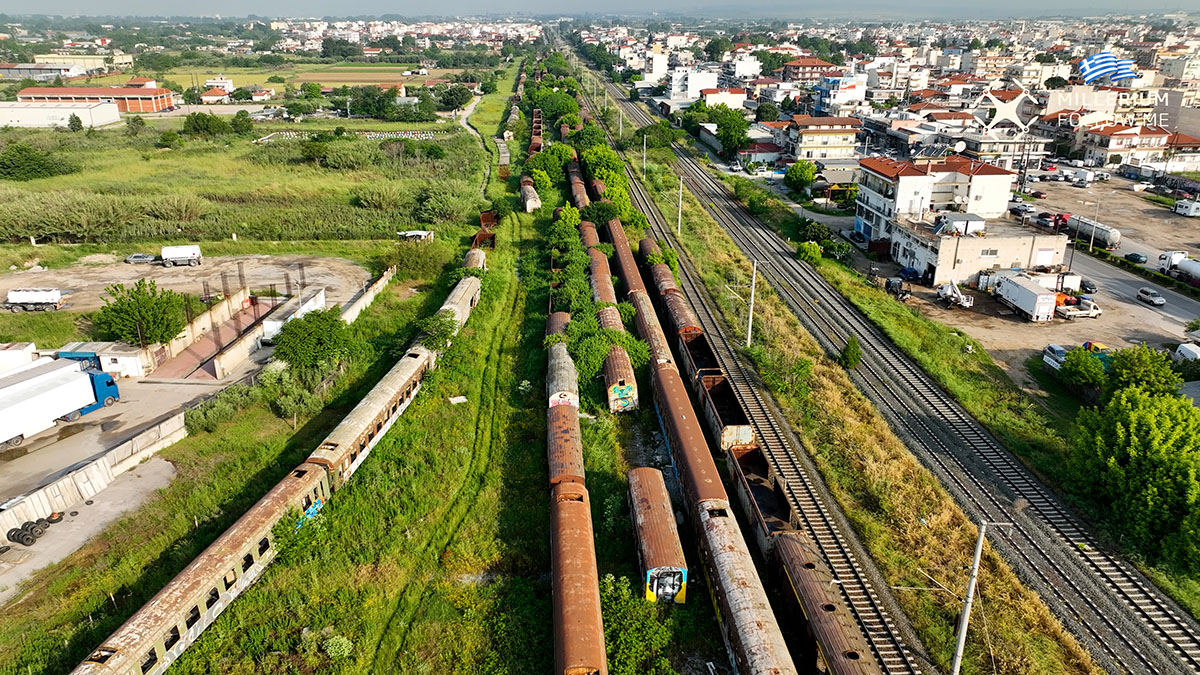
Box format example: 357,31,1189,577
0,0,1189,19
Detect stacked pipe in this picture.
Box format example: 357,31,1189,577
545,312,608,675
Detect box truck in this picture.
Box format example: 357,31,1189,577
3,288,62,313
160,245,202,268
0,357,120,448
994,274,1057,322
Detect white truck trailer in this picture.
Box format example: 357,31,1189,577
1174,200,1200,217
995,274,1057,322
3,289,62,313
160,245,202,267
0,358,120,448
1159,251,1200,282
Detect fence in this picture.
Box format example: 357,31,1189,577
0,412,187,534
340,266,397,324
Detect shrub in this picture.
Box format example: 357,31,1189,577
322,142,383,170
838,334,861,369
185,384,260,433
0,143,78,181
182,112,233,137
796,241,822,264
146,194,210,222
156,131,183,149
353,183,411,210
322,634,354,660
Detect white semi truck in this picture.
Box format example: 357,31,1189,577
160,245,203,268
0,357,121,449
994,274,1057,322
1159,251,1200,282
3,288,62,313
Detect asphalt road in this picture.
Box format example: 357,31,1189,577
1067,246,1200,333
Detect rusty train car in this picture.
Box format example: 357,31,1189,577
628,467,688,603
544,312,609,675
73,253,488,675
638,239,880,675
591,209,796,673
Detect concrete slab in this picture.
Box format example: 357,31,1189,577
152,303,270,380
0,457,175,605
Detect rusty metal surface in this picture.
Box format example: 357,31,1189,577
551,482,609,675
650,362,726,505
587,249,618,305
639,237,662,261
74,465,329,675
547,343,579,409
464,248,487,270
605,218,647,296
547,311,571,337
588,178,607,201
547,405,585,485
630,292,673,367
700,505,799,675
774,533,881,675
699,374,755,452
650,264,679,296
628,467,687,576
579,222,600,248
663,292,702,337
597,306,623,332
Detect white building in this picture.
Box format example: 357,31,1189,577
700,88,747,110
668,67,719,100
0,101,120,128
204,76,236,93
889,214,1067,285
812,72,868,116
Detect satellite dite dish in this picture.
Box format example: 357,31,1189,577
953,141,967,153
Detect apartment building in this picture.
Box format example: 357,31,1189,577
812,72,868,116
782,57,841,85
789,115,861,161
1081,124,1170,166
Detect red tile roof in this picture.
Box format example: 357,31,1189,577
1169,132,1200,149
784,57,837,68
790,115,862,128
18,87,172,97
1086,124,1170,137
126,76,153,84
931,155,1014,176
859,156,928,179
200,88,228,98
907,101,947,112
739,142,783,153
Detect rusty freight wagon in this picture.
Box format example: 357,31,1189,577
551,481,608,675
628,467,688,603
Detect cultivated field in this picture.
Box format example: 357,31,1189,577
88,64,470,90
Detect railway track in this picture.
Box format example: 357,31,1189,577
574,68,923,674
589,74,1200,673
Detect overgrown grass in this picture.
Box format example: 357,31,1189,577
1141,193,1178,208
638,153,1098,674
0,310,91,348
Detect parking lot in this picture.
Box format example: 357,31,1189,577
0,254,371,311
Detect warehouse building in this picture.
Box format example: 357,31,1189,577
0,101,121,128
889,213,1068,286
33,52,134,72
17,87,173,113
0,62,88,81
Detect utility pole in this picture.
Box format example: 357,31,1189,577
643,133,647,179
746,260,758,348
951,521,1010,675
620,108,623,136
677,175,683,237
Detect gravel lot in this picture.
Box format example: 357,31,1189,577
0,255,372,311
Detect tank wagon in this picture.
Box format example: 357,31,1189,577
73,250,488,675
628,467,687,603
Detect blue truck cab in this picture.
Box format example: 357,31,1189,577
78,371,120,416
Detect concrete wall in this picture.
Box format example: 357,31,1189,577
165,287,251,361
210,323,265,380
0,412,186,536
340,267,396,324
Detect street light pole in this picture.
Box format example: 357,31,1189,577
951,521,1010,675
746,260,758,349
643,134,647,179
677,176,683,237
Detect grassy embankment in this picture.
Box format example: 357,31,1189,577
713,164,1200,622
632,147,1098,674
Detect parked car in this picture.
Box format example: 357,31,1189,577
1037,211,1054,220
1026,175,1040,183
898,266,922,281
1043,343,1068,364
848,231,867,243
1072,179,1089,188
1080,279,1098,293
1031,190,1048,199
1036,217,1053,227
1044,163,1058,171
1137,287,1167,306
124,253,157,264
1125,252,1149,263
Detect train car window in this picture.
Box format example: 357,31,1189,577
140,649,158,674
164,626,181,650
242,553,254,572
707,508,728,518
205,588,220,609
258,537,270,555
185,605,201,629
302,495,312,510
85,648,116,664
223,569,237,591
292,469,307,478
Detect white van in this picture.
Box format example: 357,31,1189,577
160,245,202,268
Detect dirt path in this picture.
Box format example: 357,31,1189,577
0,255,371,311
457,95,491,199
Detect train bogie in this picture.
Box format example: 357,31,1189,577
773,533,880,675
547,405,585,485
628,467,688,604
75,464,330,675
551,482,608,675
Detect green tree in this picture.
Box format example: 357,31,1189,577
230,109,253,134
300,81,322,99
1108,154,1123,165
568,123,606,151
1059,349,1108,392
984,38,1005,49
273,308,354,372
156,130,182,149
124,114,147,137
0,143,77,181
440,84,473,111
1044,76,1069,89
530,168,552,197
1109,344,1182,398
704,36,734,61
417,310,459,351
969,38,983,50
785,160,817,193
755,102,780,122
182,87,202,105
839,334,862,369
710,104,749,158
267,75,287,84
1073,387,1200,571
322,38,363,59
796,240,822,263
93,279,187,346
66,113,83,132
598,574,675,675
182,112,232,137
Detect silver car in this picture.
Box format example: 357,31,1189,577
1137,287,1167,306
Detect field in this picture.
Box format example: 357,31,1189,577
626,138,1099,673
86,64,470,90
